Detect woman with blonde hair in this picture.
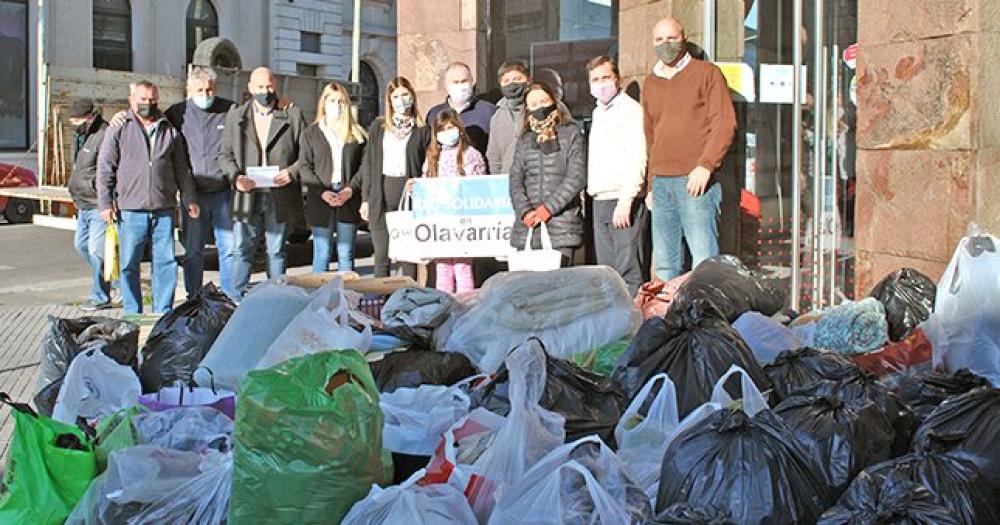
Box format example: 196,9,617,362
356,76,431,278
296,81,368,272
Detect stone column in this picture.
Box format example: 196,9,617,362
854,0,1000,294
396,0,487,113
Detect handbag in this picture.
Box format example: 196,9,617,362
507,223,562,272
136,367,236,419
386,190,427,264
103,221,120,282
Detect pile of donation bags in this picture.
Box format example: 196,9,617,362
0,224,997,524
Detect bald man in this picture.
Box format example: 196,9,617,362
426,62,496,158
218,67,306,297
642,17,736,282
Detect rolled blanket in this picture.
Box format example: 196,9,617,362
814,298,889,354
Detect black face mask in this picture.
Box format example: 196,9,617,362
530,104,557,121
501,82,528,100
136,103,158,119
253,92,276,107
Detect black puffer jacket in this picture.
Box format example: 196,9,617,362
508,122,587,249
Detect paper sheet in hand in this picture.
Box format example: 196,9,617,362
247,166,279,188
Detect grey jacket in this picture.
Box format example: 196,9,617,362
218,100,306,224
67,115,108,209
97,111,197,212
509,123,587,249
486,97,524,175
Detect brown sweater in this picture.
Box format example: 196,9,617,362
642,58,737,187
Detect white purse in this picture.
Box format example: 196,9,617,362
507,222,563,272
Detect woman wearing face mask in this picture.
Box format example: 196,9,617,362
358,77,431,278
508,82,587,265
414,109,486,294
296,82,368,273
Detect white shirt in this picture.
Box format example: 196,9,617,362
587,91,646,203
319,122,345,186
653,52,693,79
382,131,409,177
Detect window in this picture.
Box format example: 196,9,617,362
0,0,28,149
93,0,132,71
354,61,379,128
301,31,321,53
186,0,219,65
296,63,318,77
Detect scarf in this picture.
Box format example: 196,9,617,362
390,114,415,139
528,111,560,154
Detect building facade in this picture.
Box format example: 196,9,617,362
0,0,397,166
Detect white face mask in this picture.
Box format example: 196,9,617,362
325,101,344,121
391,95,413,114
436,128,461,147
447,83,473,106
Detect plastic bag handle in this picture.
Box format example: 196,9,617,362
522,223,554,252
710,365,768,417
196,366,218,395
616,373,679,442
0,392,37,417
397,188,412,212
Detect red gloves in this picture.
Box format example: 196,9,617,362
534,205,552,223
522,210,539,228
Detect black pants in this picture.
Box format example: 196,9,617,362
593,198,648,295
371,175,417,279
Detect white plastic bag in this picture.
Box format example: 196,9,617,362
255,277,373,370
507,223,562,272
440,267,641,373
926,225,1000,385
381,384,470,456
733,312,804,364
52,348,141,425
613,373,680,502
488,436,652,525
66,446,232,525
195,277,314,391
133,406,234,453
343,469,478,525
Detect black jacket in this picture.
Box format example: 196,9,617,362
509,123,587,249
296,123,366,227
67,115,109,209
358,117,431,228
218,100,306,224
165,97,235,193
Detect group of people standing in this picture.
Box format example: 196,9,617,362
66,16,735,314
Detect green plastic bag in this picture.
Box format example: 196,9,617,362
572,338,631,376
93,406,143,471
0,393,97,525
229,350,392,524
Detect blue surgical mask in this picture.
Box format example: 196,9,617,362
437,128,461,147
192,95,214,110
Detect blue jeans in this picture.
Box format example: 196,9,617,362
119,209,177,314
312,220,358,272
74,208,111,304
183,188,237,299
232,192,288,297
651,176,722,282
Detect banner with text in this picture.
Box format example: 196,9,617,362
388,175,517,260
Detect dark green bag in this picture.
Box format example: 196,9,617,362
0,393,98,525
229,351,392,524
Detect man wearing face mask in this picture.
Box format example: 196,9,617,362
425,62,496,160
486,61,531,175
643,17,736,282
66,98,114,310
97,81,200,314
164,67,238,300
585,56,648,295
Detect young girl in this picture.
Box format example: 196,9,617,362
417,109,486,294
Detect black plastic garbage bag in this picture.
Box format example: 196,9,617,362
613,301,771,418
656,407,835,524
793,368,916,456
763,347,858,400
856,433,1000,525
139,283,236,392
912,387,1000,488
817,470,963,525
774,395,894,494
668,255,786,323
649,504,735,524
470,348,629,446
35,316,139,415
869,268,936,342
369,348,478,393
895,369,991,424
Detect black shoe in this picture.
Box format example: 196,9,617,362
81,300,112,312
